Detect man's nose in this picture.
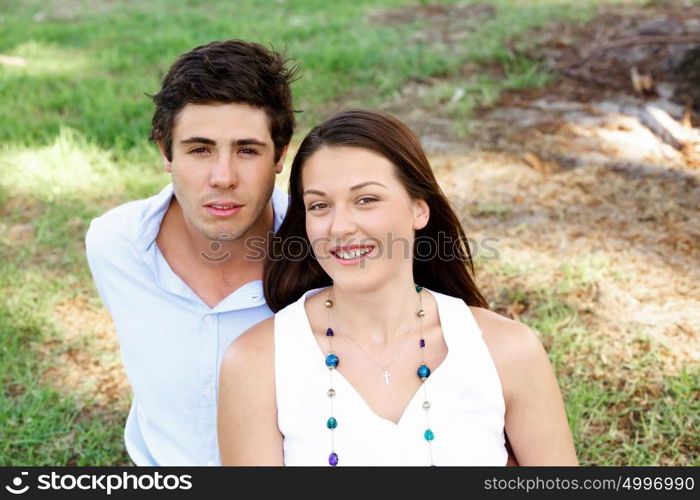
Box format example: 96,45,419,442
209,153,238,189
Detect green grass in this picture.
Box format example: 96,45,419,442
0,267,130,465
1,0,622,151
483,251,699,465
3,0,694,465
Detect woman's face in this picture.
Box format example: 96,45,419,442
301,146,429,291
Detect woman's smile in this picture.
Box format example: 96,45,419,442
330,245,376,265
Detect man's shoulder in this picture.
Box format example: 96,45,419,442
85,186,170,257
91,196,153,227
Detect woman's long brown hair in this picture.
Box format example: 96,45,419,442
264,109,489,312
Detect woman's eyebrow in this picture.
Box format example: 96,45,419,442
303,181,388,196
349,181,387,191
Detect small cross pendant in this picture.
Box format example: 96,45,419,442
382,368,391,386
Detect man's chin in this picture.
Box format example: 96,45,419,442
201,228,245,242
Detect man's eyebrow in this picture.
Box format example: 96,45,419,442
180,137,216,145
303,181,388,196
178,137,269,147
234,138,268,147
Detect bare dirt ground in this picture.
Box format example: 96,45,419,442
377,1,699,463
39,1,698,463
381,0,700,380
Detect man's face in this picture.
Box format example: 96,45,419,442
162,102,286,243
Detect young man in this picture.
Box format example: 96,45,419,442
85,40,298,466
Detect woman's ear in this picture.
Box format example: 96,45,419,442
413,199,430,231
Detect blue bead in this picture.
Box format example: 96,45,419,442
424,429,435,441
417,364,431,380
329,452,339,466
326,328,334,337
327,417,337,429
325,353,339,369
419,339,425,348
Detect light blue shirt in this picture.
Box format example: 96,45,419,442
85,183,288,466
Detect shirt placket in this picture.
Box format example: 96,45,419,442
199,312,220,465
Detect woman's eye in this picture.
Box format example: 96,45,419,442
308,202,328,211
357,197,378,205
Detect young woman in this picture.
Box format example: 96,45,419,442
217,109,577,466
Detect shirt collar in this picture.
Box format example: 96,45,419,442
130,183,289,260
270,181,289,233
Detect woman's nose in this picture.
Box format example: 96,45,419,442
328,205,357,236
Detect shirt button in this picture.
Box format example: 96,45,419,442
203,387,211,398
204,315,214,325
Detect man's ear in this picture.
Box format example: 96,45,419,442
413,199,430,231
275,145,289,174
158,142,172,173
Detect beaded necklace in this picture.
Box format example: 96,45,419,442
323,284,434,466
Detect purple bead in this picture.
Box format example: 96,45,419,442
329,452,339,466
326,328,334,337
420,339,425,348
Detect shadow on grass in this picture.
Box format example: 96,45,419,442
0,298,131,465
0,158,157,465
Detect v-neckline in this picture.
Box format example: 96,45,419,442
299,287,453,427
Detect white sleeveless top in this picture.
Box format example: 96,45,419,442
274,287,508,466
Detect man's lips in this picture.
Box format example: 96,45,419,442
203,201,244,216
204,201,244,209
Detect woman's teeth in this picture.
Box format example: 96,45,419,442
336,248,372,260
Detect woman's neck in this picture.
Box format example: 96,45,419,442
327,275,421,347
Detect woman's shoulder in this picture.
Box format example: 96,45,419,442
468,306,551,402
468,307,540,347
221,317,276,374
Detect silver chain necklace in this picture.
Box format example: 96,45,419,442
329,300,420,386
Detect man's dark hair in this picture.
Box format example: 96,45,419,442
149,39,299,162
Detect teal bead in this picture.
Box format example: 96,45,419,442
424,429,435,441
325,353,339,369
327,417,337,429
416,285,423,292
417,364,431,380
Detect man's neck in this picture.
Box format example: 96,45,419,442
155,198,274,308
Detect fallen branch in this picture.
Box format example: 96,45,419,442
621,103,698,151
556,66,622,88
599,34,700,51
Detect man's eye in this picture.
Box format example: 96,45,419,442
240,148,258,155
190,147,209,155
